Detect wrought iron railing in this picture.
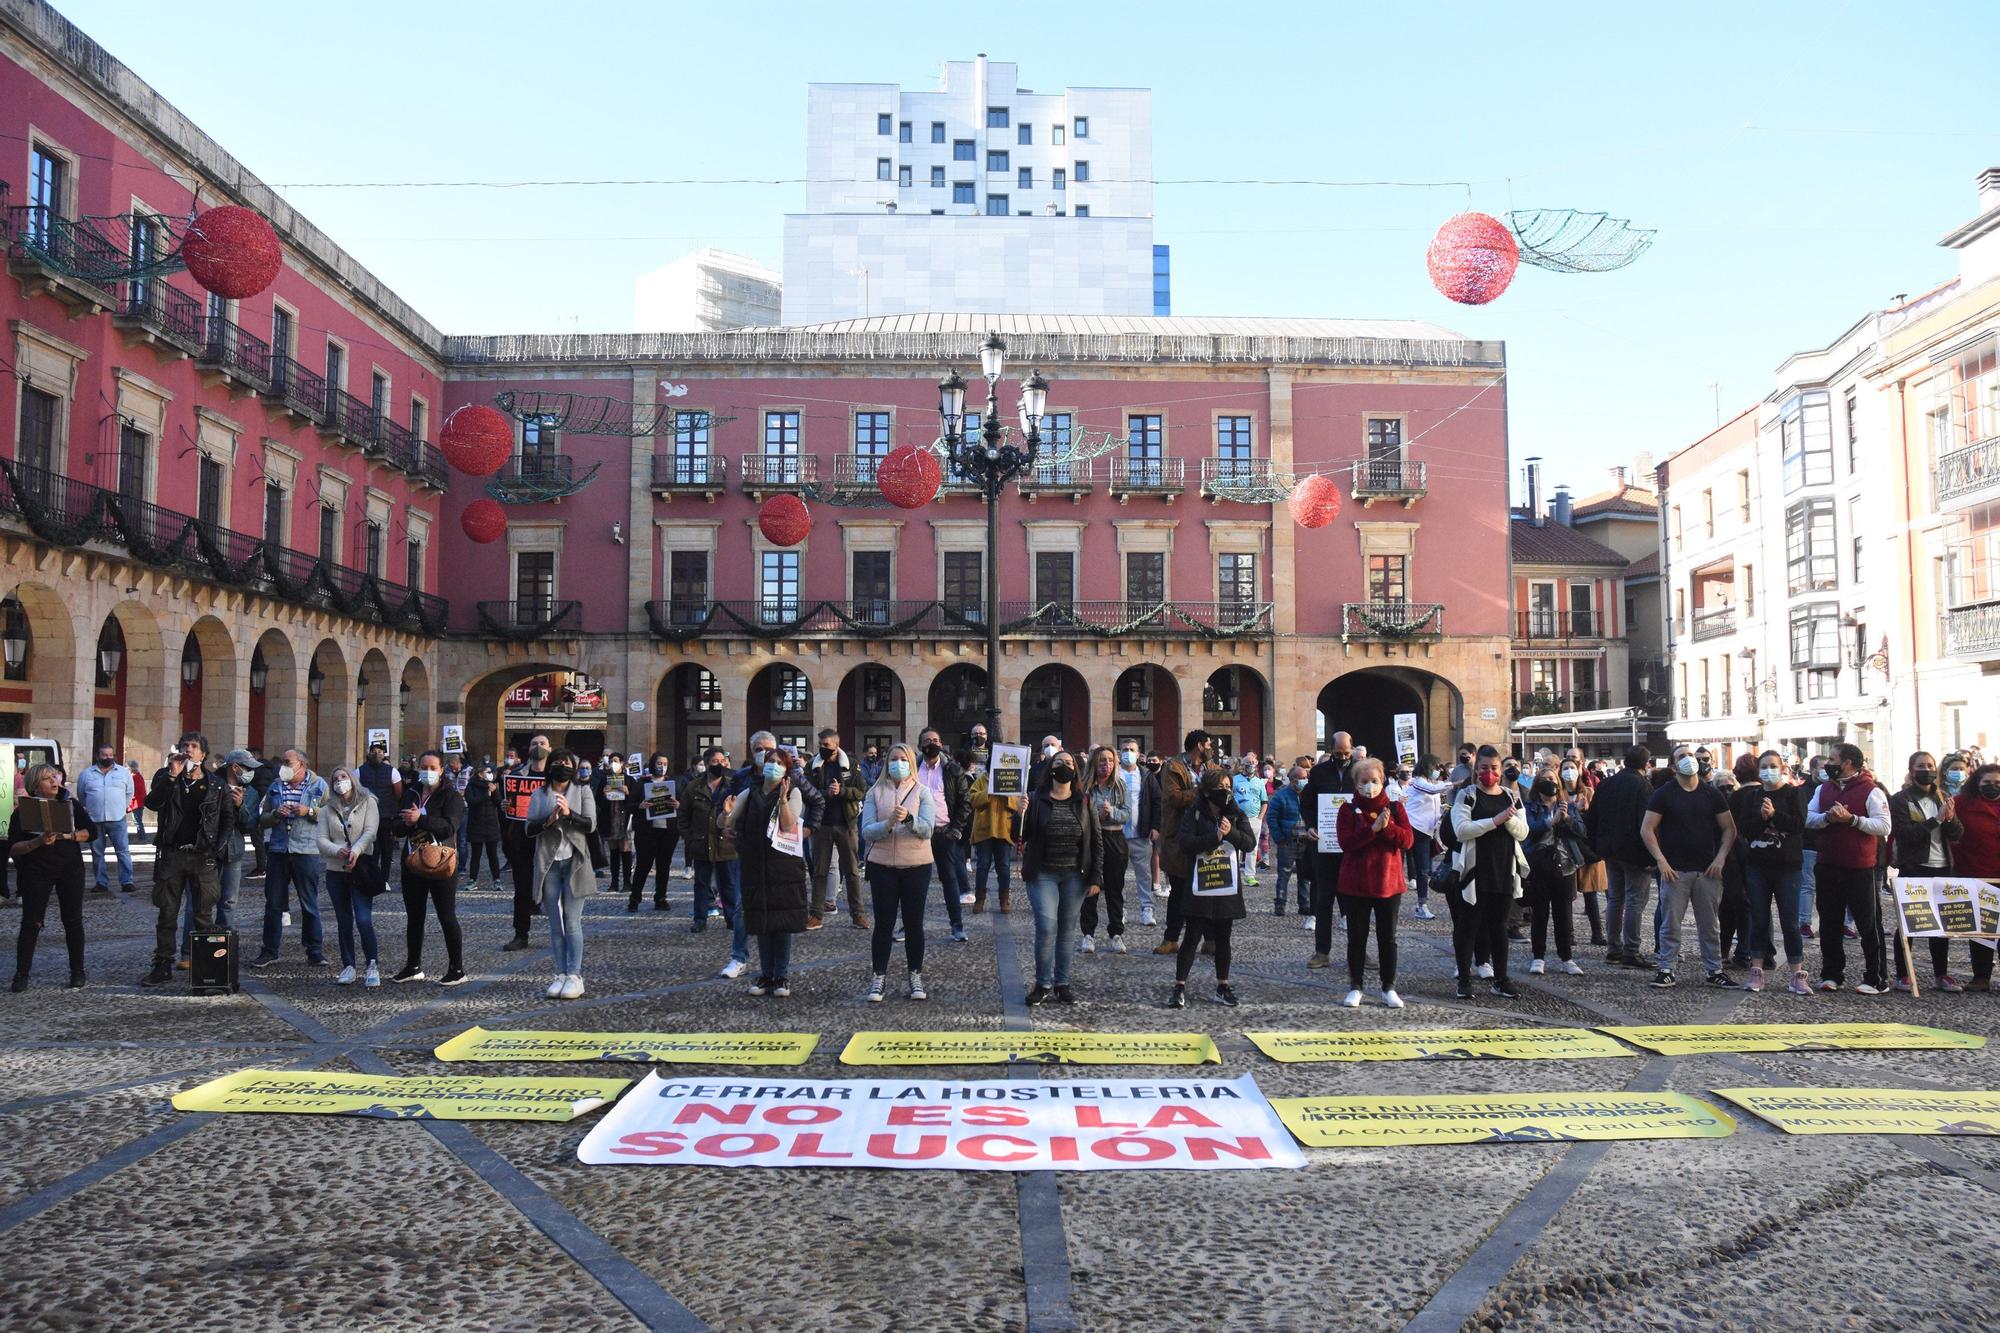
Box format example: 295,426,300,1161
1199,457,1274,499
476,599,582,639
1019,459,1095,493
1515,610,1601,640
740,453,818,490
651,452,727,489
1690,605,1737,642
1351,457,1428,499
196,314,273,388
1106,457,1186,494
1936,435,2000,504
1341,601,1445,639
271,357,330,425
0,458,445,633
4,205,123,289
498,454,575,487
643,598,1272,641
1944,599,2000,660
328,389,380,448
1513,690,1612,718
114,281,205,353
829,453,892,490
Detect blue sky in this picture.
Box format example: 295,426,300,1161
55,0,2000,498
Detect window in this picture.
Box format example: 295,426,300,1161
853,411,891,481
1850,497,1864,584
987,106,1009,128
324,341,344,393
1018,167,1033,190
876,113,892,135
204,290,223,338
1569,582,1595,635
764,411,801,454
1040,414,1074,484
668,550,709,624
931,122,945,143
877,158,892,181
26,145,64,240
852,551,892,622
943,550,983,623
985,194,1010,215
1779,390,1833,492
318,506,338,565
1216,415,1253,480
1526,581,1558,634
860,665,896,714
1035,551,1075,606
1126,413,1163,483
1074,205,1090,218
759,550,800,623
1673,587,1686,631
262,483,285,546
516,550,555,617
1573,658,1597,701
411,399,426,442
773,666,809,715
1364,416,1403,489
1017,123,1032,145
406,539,422,590
1126,551,1165,605
521,415,558,473
1073,116,1088,138
1074,160,1091,182
897,165,912,188
1785,498,1836,594
1219,553,1257,609
1052,124,1065,146
1744,564,1755,618
671,411,712,483
270,307,293,363
1205,667,1241,716
1699,490,1714,541
1845,389,1859,473
1737,470,1751,522
16,386,57,479
196,457,223,536
931,209,944,215
363,521,383,578
1790,604,1839,669
898,120,912,143
1530,659,1559,697
117,424,148,504
987,150,1009,173
370,372,388,420
953,181,975,204
1367,554,1407,604
931,166,945,188
129,212,156,305
953,139,975,161
1052,168,1066,191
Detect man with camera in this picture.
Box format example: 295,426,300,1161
141,733,234,987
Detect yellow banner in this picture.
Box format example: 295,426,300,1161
1246,1028,1634,1064
839,1031,1221,1066
1601,1023,1986,1056
171,1069,630,1121
1270,1092,1735,1147
1713,1087,2000,1137
434,1027,819,1065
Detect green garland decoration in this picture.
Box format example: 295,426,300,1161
1351,603,1442,638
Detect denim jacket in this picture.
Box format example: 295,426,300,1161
259,772,329,855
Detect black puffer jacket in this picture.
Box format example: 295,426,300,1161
1176,792,1257,920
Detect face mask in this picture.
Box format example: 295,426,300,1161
888,759,910,781
232,765,251,783
763,762,785,783
706,763,728,780
1358,781,1382,799
1913,769,1937,787
418,769,439,787
530,744,549,760
1980,782,2000,800
1533,782,1558,799
1120,752,1137,769
608,760,622,772
654,763,669,776
96,757,112,769
921,742,941,759
1697,760,1713,775
1675,757,1698,777
1049,763,1076,786
1560,767,1577,783
280,766,298,783
548,765,575,784
577,767,592,781
821,744,838,757
333,778,351,796
1042,745,1057,760
1291,776,1306,789
480,770,494,781
1944,772,1966,794
1760,768,1781,785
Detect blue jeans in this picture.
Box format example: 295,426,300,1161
756,931,793,980
1744,861,1804,966
932,832,968,929
1027,871,1086,988
91,819,133,888
1273,843,1306,911
1404,839,1433,904
1797,848,1817,928
544,856,585,975
180,853,241,959
693,859,747,963
974,839,1012,904
325,868,379,968
1605,861,1654,960
263,851,324,961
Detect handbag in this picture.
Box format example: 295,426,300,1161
401,793,458,880
339,812,387,898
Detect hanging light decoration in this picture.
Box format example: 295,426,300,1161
180,205,284,300
876,445,944,509
1287,473,1343,529
439,404,514,476
460,497,507,544
757,493,812,547
1426,212,1519,306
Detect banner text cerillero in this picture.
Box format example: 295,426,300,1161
1246,1028,1634,1064
1713,1087,2000,1137
1600,1023,1984,1056
435,1027,817,1065
839,1030,1220,1066
172,1069,630,1121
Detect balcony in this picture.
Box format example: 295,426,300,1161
328,389,381,451
270,357,330,427
740,452,818,497
1341,601,1444,641
1018,458,1094,501
1515,610,1602,641
477,599,583,640
651,451,728,499
377,419,448,490
828,453,888,497
1106,457,1185,501
1699,692,1712,719
1936,434,2000,511
1201,457,1275,500
112,282,206,359
497,455,576,490
1945,598,2000,662
1350,457,1428,507
1690,605,1737,642
0,458,445,633
644,598,1272,641
194,315,272,394
1513,690,1612,718
4,205,119,314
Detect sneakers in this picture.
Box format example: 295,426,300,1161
1800,923,1816,939
1382,989,1405,1009
1491,982,1519,999
501,936,531,952
1938,974,1965,993
68,970,85,990
1109,936,1128,954
1560,960,1584,976
546,975,567,999
364,962,381,989
1414,905,1436,921
438,969,469,987
719,959,747,980
1301,915,1319,930
336,965,357,986
247,954,278,970
1650,970,1677,988
893,927,906,944
562,975,585,1000
949,927,968,944
141,960,173,987
1529,959,1546,976
959,893,975,906
1474,963,1495,980
908,972,928,1002
867,974,886,1003
1745,966,1765,993
805,917,824,932
1819,979,1841,992
1308,952,1330,969
1788,971,1814,996
1341,989,1363,1008
1456,978,1473,1000
1167,983,1187,1009
1078,936,1096,954
748,977,774,997
1026,985,1052,1006
1853,982,1883,995
1242,873,1259,888
1052,985,1075,1005
1213,982,1239,1007
1892,979,1913,993
1139,911,1157,928
391,964,425,983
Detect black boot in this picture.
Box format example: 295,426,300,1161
141,958,173,987
609,852,625,900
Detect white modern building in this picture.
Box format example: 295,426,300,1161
781,55,1163,325
634,249,782,332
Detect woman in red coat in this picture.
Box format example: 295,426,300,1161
1950,761,2000,990
1336,757,1414,1008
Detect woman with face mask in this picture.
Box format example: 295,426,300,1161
8,764,92,991
462,763,505,890
1077,746,1133,954
1731,750,1811,994
1333,758,1415,1007
724,747,810,997
1019,750,1103,1006
1944,761,2000,991
1166,767,1253,1008
592,753,636,905
526,748,598,1000
1521,774,1584,979
1889,750,1967,993
1556,760,1605,948
316,767,382,988
860,742,938,1002
390,751,468,987
1447,746,1530,999
628,752,679,913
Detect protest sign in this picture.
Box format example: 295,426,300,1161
1599,1023,1984,1056
1893,877,2000,938
1193,846,1238,897
578,1072,1303,1171
171,1069,628,1121
440,725,464,754
1270,1091,1735,1147
1393,713,1419,768
988,744,1030,797
435,1027,818,1065
838,1031,1221,1066
366,727,390,752
1711,1088,2000,1137
645,779,676,827
501,773,544,821
1317,794,1350,852
1246,1028,1635,1064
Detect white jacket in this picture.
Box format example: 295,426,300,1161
1450,786,1530,902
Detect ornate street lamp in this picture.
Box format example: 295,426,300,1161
249,651,268,694
937,332,1049,744
307,662,325,701
180,641,202,686
97,621,124,687
0,600,28,677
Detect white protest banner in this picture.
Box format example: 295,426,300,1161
988,744,1030,797
1393,713,1419,768
577,1072,1305,1172
1403,778,1446,837
441,725,464,755
1317,794,1350,852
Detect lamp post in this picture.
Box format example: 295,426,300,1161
937,332,1049,744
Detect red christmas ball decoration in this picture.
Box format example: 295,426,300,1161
757,493,812,547
1288,473,1343,529
180,205,283,300
460,498,507,545
877,445,943,509
1426,212,1519,306
439,404,514,476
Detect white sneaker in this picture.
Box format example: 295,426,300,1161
1414,905,1436,921
1529,959,1546,976
1078,936,1096,954
1140,912,1157,927
1382,989,1405,1009
1109,936,1128,954
335,965,356,986
546,975,567,998
1475,963,1495,979
282,911,292,927
364,962,381,988
959,893,975,906
1561,959,1584,976
867,974,886,1003
1341,989,1363,1008
1301,915,1318,930
719,959,747,979
908,972,928,1001
561,975,585,1000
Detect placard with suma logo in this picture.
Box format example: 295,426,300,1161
1269,1091,1735,1147
577,1072,1304,1171
1194,846,1238,896
839,1031,1222,1066
435,1027,819,1065
1711,1088,2000,1137
1599,1023,1985,1056
171,1069,630,1121
987,744,1030,797
1893,877,2000,938
1246,1028,1636,1064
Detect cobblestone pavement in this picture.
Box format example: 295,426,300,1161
4,860,1997,1332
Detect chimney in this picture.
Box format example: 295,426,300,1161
1525,456,1544,527
1980,166,2000,213
1552,485,1573,527
1610,465,1627,488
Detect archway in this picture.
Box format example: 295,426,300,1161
927,664,988,750
838,662,905,756
0,582,79,754
655,662,724,772
747,663,813,752
1112,664,1180,757
182,616,238,751
248,629,300,759
1317,666,1465,766
306,638,352,770
357,647,393,763
462,662,604,763
1202,665,1268,762
1020,663,1090,755
400,656,433,761
94,602,167,765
